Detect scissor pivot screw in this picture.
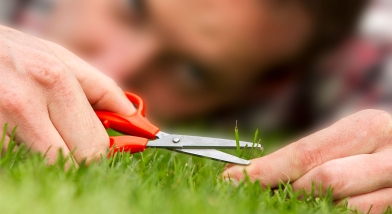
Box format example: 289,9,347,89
172,138,180,143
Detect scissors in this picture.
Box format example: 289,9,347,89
95,92,262,165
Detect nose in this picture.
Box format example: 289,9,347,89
88,30,160,86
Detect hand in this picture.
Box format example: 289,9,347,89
223,109,392,213
0,26,135,164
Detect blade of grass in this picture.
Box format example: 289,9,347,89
5,126,18,159
248,139,261,159
0,123,8,158
248,129,260,159
238,144,248,158
235,121,240,155
253,129,259,144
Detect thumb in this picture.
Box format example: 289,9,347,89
76,69,136,116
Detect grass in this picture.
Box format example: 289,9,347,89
0,126,384,214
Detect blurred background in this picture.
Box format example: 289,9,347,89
0,0,391,149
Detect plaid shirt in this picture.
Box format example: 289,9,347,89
312,39,392,126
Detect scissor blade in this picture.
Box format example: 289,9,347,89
171,149,250,165
149,135,262,150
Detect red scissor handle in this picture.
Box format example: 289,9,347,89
95,92,160,139
109,136,149,154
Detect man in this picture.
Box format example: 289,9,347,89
1,0,368,128
0,0,390,212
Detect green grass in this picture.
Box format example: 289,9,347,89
0,127,377,214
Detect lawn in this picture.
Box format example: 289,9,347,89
0,127,383,214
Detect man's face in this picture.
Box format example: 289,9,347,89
44,0,312,122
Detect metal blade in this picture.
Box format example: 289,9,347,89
149,134,263,150
170,149,250,165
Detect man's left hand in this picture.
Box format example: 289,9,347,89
223,109,392,213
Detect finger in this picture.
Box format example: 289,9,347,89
2,107,71,163
291,153,392,200
345,188,392,214
20,123,71,164
42,40,136,116
44,70,109,164
223,110,392,186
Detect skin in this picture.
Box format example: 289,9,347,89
224,110,392,213
0,25,135,164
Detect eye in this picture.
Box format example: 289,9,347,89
183,63,207,84
174,62,211,94
129,0,145,14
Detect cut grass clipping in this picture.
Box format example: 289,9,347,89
0,124,389,214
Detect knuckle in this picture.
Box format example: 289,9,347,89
103,77,119,91
315,161,346,191
371,110,392,130
106,76,117,86
0,89,26,115
92,78,122,107
295,143,324,172
351,110,392,147
27,55,68,88
246,165,273,186
353,109,392,131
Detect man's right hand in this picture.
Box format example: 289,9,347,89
0,25,136,164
